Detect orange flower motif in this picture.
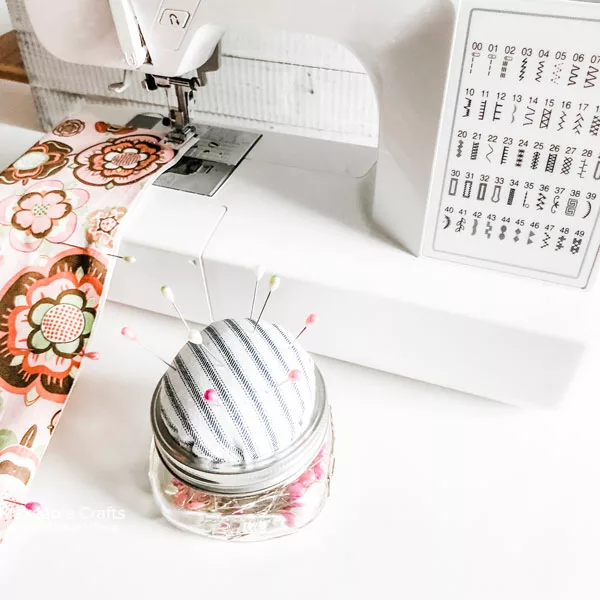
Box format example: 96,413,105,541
0,250,106,406
0,140,72,186
73,134,175,188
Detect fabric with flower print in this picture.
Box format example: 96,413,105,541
0,114,184,543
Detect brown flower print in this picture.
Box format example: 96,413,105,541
52,119,85,137
73,134,176,189
94,121,136,135
0,250,106,406
86,206,127,249
0,140,72,186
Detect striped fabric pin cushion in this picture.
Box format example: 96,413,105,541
156,318,317,464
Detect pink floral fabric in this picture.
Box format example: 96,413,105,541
0,116,180,542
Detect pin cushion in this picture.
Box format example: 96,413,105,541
148,317,334,541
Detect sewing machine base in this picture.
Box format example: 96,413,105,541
106,108,596,407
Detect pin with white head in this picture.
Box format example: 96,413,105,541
189,329,225,367
2,498,42,514
250,265,265,320
57,241,135,263
291,313,318,346
254,275,281,332
161,286,198,337
121,326,176,371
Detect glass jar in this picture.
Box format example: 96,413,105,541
149,368,334,541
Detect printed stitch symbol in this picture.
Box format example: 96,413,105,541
594,160,600,180
545,153,557,172
530,152,541,169
449,178,458,196
493,103,503,121
558,111,567,131
491,185,501,203
583,201,592,219
573,113,584,135
519,57,528,81
507,188,516,205
540,108,552,129
511,104,517,124
456,139,464,158
442,215,451,229
527,230,535,245
513,228,521,243
485,221,493,238
568,64,580,85
455,218,466,233
485,144,494,163
570,237,582,255
585,65,598,88
463,180,472,198
551,62,563,84
478,100,487,120
477,183,487,201
565,197,578,216
469,55,476,75
487,58,494,77
471,219,479,235
470,142,480,160
535,60,545,82
499,225,507,240
561,156,573,175
515,149,525,167
501,146,509,164
463,97,472,117
590,116,600,136
523,106,535,125
551,199,559,213
523,191,529,208
578,159,588,179
555,235,566,251
536,193,546,211
500,56,512,79
541,232,550,248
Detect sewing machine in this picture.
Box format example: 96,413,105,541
19,0,600,406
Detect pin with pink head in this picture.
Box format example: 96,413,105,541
120,326,176,371
3,499,42,514
204,388,218,403
279,369,302,387
292,313,318,345
81,351,101,360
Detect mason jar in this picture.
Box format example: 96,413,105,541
149,367,334,541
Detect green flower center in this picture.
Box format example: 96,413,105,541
41,303,84,343
31,203,49,217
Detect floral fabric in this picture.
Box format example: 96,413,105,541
0,116,180,542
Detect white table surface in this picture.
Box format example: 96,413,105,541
2,79,600,600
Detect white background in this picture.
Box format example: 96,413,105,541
1,16,600,600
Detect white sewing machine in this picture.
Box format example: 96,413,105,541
20,0,600,406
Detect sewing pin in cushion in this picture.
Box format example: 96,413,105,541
254,275,281,332
120,327,176,371
2,499,42,513
279,369,302,387
250,265,265,319
292,313,319,345
189,330,225,367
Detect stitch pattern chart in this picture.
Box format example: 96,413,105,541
427,6,600,285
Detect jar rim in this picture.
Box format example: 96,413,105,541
151,367,328,496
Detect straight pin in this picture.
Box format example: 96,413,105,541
292,313,318,345
121,327,176,371
254,275,280,332
2,499,42,513
56,241,135,263
161,286,196,337
250,265,265,319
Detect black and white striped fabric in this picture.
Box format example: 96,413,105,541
156,318,316,464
